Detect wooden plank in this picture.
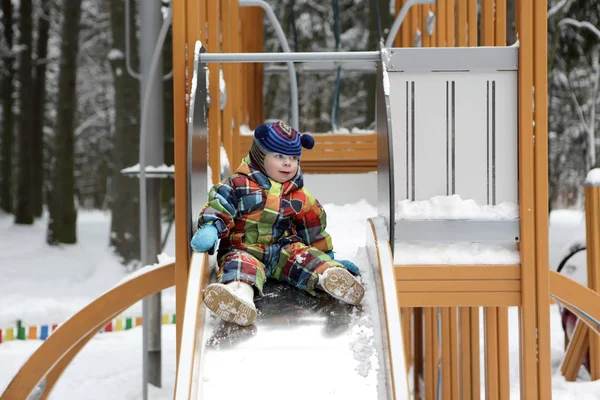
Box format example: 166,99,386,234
585,186,600,379
446,0,455,47
422,5,431,48
424,308,435,400
413,308,424,399
436,0,447,47
207,0,221,184
397,292,521,307
495,0,507,46
533,0,552,397
470,307,481,400
481,0,495,46
450,307,460,400
485,307,499,400
497,307,510,400
395,265,521,280
561,321,590,381
456,0,467,47
441,308,452,398
230,0,241,167
517,0,538,396
396,280,520,292
460,308,472,399
221,0,233,166
467,0,478,46
402,308,413,366
400,0,410,48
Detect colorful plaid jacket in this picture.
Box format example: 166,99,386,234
197,156,334,259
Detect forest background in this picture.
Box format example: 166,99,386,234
0,0,597,268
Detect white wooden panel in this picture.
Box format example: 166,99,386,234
454,74,490,204
388,74,409,200
494,72,519,204
413,75,448,200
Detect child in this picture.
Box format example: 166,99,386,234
190,120,365,326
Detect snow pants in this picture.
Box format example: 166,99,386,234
216,242,344,297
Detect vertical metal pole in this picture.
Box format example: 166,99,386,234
139,0,164,395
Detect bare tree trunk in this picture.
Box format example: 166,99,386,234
365,0,392,126
47,0,83,244
0,0,14,213
32,0,51,217
15,0,34,224
108,0,141,264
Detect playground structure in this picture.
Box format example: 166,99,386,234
3,0,600,399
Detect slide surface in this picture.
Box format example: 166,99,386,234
192,267,394,399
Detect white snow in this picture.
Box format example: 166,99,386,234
1,199,599,398
394,242,520,264
106,48,124,61
120,163,174,175
396,195,519,220
239,124,254,135
586,168,600,186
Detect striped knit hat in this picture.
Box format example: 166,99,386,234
249,121,314,171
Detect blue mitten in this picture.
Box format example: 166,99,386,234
326,251,361,276
190,225,218,254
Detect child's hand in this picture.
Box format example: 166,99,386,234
326,251,360,276
190,225,218,254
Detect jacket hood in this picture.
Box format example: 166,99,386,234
236,155,304,194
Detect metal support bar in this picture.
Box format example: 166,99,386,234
394,219,521,243
125,0,173,81
239,0,299,129
264,62,377,74
199,51,381,63
385,0,436,48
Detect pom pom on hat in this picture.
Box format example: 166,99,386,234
254,124,269,140
300,133,314,150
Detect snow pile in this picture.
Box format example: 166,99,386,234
585,168,600,186
396,195,519,220
394,195,520,264
120,163,174,175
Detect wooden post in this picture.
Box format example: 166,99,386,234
533,0,552,397
467,0,477,46
207,0,221,184
585,173,600,379
517,0,541,398
221,0,234,167
230,0,242,170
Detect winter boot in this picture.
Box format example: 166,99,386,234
319,267,365,305
203,281,257,326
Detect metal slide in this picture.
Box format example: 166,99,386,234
174,43,409,400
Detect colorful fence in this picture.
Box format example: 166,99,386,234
0,314,177,344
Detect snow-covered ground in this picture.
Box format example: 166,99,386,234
0,195,598,399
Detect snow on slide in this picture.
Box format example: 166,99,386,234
188,243,401,399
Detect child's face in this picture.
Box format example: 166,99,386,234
263,152,299,183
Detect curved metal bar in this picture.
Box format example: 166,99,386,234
124,0,141,80
238,0,299,130
0,263,176,399
125,0,172,81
